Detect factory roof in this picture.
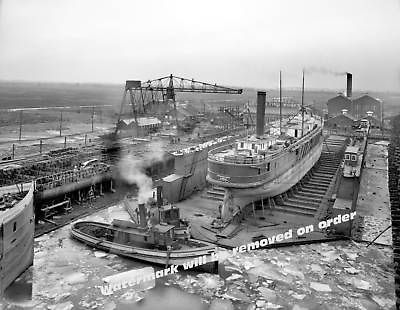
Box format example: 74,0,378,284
121,117,162,127
327,94,352,105
352,94,381,104
345,146,359,154
162,174,183,182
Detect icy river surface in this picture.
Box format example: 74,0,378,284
1,205,396,310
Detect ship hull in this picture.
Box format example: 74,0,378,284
206,128,324,218
0,184,35,297
209,140,323,199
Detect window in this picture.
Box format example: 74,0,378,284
13,222,17,232
240,142,244,148
345,154,350,160
351,155,357,161
266,163,270,171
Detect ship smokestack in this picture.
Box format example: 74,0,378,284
138,203,147,228
156,185,163,207
256,91,266,138
346,72,352,98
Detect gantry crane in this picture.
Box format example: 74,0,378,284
115,74,243,133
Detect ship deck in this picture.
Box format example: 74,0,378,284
0,191,26,213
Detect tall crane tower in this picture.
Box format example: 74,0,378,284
116,74,243,133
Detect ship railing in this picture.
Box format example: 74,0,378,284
208,144,283,165
208,125,322,165
35,163,111,191
173,135,236,156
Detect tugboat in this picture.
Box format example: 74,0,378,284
70,189,217,267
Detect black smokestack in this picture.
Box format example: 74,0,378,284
346,72,352,98
138,203,147,228
156,185,162,207
256,91,266,138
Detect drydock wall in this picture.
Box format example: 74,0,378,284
0,183,34,296
388,115,400,309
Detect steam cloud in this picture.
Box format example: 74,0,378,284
118,140,166,204
304,66,347,76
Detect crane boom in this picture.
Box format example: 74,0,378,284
126,74,243,94
117,74,243,134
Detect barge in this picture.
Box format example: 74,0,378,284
0,183,35,297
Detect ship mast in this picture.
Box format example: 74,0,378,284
279,70,282,136
301,69,305,138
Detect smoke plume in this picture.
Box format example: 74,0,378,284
304,66,347,76
118,140,166,204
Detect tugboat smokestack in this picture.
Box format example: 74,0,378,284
156,185,163,207
256,91,266,138
138,203,147,228
346,72,352,98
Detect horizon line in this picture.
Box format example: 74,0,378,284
0,79,398,95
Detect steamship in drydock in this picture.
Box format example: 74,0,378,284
207,89,324,220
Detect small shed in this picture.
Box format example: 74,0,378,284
118,117,162,132
161,174,184,203
325,113,356,131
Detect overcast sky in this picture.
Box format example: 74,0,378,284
0,0,399,92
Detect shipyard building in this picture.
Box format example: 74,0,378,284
326,73,383,128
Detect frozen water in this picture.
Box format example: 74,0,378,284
94,251,108,258
309,282,332,292
225,274,243,281
257,287,277,302
64,272,87,284
352,279,371,291
47,301,74,310
2,203,395,310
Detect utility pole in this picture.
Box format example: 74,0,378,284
381,100,384,133
91,106,94,132
59,111,63,137
19,110,23,141
301,70,305,138
279,71,282,136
